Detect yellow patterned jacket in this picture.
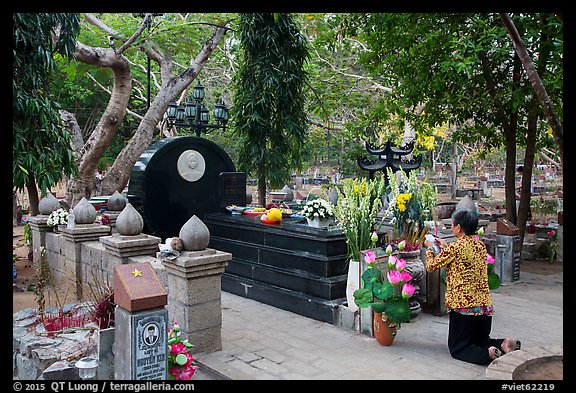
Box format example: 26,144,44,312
425,235,493,310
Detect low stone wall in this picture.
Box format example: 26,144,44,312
41,231,167,300
18,218,229,380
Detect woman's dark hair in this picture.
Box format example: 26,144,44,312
451,209,478,236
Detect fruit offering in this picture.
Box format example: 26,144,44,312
267,208,282,221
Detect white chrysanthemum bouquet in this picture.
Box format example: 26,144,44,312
302,198,334,220
46,208,68,227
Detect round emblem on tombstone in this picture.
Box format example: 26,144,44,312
177,149,206,182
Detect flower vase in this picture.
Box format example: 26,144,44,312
346,260,359,312
373,312,397,346
306,217,333,228
398,249,425,318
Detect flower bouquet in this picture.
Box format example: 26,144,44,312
333,177,386,260
302,198,334,226
167,322,199,380
46,208,68,228
381,168,437,250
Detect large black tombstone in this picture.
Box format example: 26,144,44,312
127,136,236,239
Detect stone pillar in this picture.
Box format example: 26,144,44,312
162,248,231,354
28,192,61,268
27,215,51,268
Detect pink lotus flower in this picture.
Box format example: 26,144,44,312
401,283,415,299
171,343,188,354
473,235,480,241
385,244,393,255
478,227,485,236
371,231,379,243
364,250,376,263
548,230,556,238
388,255,397,270
169,362,199,380
395,258,406,270
400,271,412,283
486,253,495,265
397,240,406,251
387,269,402,285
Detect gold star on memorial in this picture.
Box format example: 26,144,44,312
131,269,143,277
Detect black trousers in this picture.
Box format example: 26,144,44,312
448,311,505,365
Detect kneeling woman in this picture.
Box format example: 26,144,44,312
423,209,520,365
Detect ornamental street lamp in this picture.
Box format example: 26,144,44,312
166,80,229,137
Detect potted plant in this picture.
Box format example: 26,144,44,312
333,176,386,311
353,245,414,345
301,198,335,228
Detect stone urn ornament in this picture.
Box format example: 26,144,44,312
115,203,144,235
38,192,60,215
281,185,294,202
107,190,127,212
179,215,210,251
73,197,97,224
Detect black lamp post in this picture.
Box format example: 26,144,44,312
166,80,229,137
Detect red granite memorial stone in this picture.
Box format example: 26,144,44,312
114,262,167,312
497,218,519,236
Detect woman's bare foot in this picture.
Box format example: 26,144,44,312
502,338,521,353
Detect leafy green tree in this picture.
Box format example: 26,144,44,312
340,13,562,231
13,13,81,215
232,13,310,206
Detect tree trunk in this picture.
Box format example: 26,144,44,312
500,13,563,173
517,102,538,240
102,27,227,195
26,172,40,216
450,142,458,200
258,175,267,207
64,23,227,205
65,44,132,208
480,50,520,224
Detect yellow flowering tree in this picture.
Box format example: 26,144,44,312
334,176,386,260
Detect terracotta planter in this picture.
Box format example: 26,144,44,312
373,312,397,346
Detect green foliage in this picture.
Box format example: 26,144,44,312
13,13,81,194
232,13,310,189
333,176,386,260
353,254,411,324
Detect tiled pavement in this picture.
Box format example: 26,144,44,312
194,270,564,380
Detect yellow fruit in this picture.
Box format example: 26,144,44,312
267,208,282,221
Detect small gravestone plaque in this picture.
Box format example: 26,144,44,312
219,172,247,207
133,313,168,380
